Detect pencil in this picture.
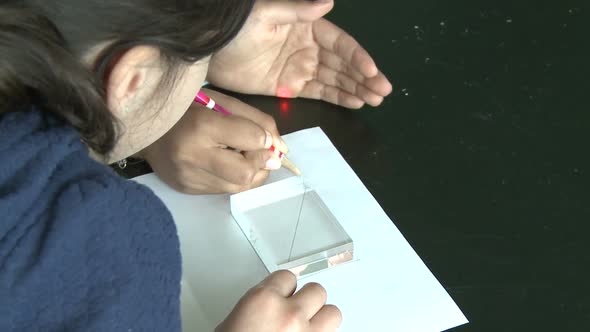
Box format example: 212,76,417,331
194,91,302,176
281,156,302,176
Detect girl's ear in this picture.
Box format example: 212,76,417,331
104,46,160,118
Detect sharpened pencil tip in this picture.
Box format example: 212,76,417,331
281,157,302,176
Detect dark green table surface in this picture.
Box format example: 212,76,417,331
121,1,590,331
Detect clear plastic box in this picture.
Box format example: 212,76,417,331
230,177,354,278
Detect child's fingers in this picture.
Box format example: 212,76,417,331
310,305,342,331
157,166,268,195
257,270,298,298
201,88,288,153
205,148,274,187
290,282,328,320
203,109,271,151
243,149,282,171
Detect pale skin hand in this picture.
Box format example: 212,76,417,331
208,0,393,109
217,271,342,332
141,1,394,194
141,88,287,194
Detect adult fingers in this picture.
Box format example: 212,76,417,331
299,80,365,109
364,71,394,97
315,65,385,106
313,19,378,78
257,0,334,25
319,48,366,83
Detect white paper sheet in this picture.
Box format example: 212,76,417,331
133,127,468,332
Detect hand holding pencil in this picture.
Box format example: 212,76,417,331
194,90,301,176
141,88,299,194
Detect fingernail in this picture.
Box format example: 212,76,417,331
279,138,289,154
266,157,282,170
264,130,273,149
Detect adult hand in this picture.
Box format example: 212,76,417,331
217,271,341,332
208,0,392,109
141,88,287,194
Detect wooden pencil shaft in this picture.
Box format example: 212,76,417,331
281,157,302,176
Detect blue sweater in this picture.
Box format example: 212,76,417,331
0,109,182,331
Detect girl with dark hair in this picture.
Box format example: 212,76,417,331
143,0,394,195
0,0,391,330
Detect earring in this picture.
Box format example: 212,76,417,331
117,158,128,169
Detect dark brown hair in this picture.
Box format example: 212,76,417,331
0,0,254,155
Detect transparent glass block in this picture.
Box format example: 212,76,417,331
230,177,354,278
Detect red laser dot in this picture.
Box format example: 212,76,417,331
276,87,292,99
280,100,290,114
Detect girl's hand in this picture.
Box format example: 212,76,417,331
207,0,392,110
141,88,287,194
217,271,341,332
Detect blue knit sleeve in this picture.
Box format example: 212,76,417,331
0,174,182,332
